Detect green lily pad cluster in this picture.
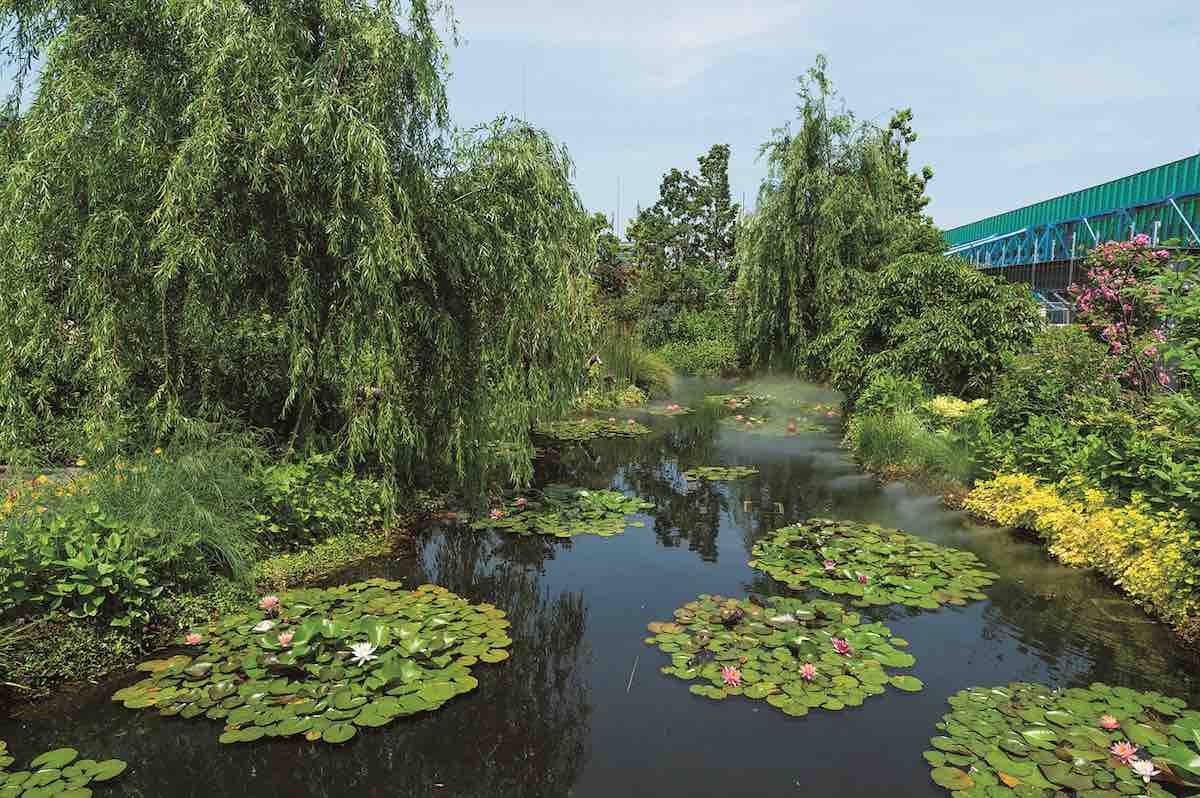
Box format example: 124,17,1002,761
111,580,512,745
0,741,127,798
682,466,760,481
533,418,651,441
644,594,922,718
704,393,772,412
469,485,652,538
647,404,693,416
749,518,998,609
925,682,1200,797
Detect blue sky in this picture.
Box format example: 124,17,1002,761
445,0,1200,234
4,1,1197,235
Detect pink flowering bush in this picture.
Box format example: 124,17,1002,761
1070,236,1172,396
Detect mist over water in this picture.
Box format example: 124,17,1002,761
5,378,1198,797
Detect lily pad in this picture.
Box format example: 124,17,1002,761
925,682,1190,797
748,518,998,609
644,593,922,718
114,581,512,744
534,418,650,442
468,484,652,539
0,742,126,795
682,466,760,482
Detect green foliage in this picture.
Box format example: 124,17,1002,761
749,518,997,608
1154,252,1200,391
655,305,738,376
0,739,128,795
988,325,1118,429
925,682,1193,797
736,55,940,373
682,465,759,481
114,581,513,743
0,616,145,697
854,372,929,415
534,417,651,442
822,253,1042,399
644,593,920,716
0,1,596,497
595,332,674,397
846,411,977,485
590,212,633,298
0,446,261,627
256,453,386,549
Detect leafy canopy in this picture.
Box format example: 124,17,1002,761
0,0,597,494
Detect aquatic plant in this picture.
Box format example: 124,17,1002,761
749,518,997,609
112,581,512,744
468,485,652,539
682,466,760,481
924,681,1200,796
704,394,772,412
644,594,921,717
533,418,651,442
0,739,127,796
646,403,694,416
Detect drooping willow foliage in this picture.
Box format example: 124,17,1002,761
735,55,942,375
0,0,597,493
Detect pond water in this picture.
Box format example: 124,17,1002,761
5,377,1200,797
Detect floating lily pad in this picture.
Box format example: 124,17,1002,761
0,741,126,796
113,581,512,744
749,518,998,609
647,405,694,416
644,594,922,718
925,682,1195,797
704,393,772,412
534,418,650,442
682,466,760,482
468,484,652,539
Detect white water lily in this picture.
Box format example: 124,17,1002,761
347,642,379,666
253,620,276,633
768,614,796,624
1131,759,1160,783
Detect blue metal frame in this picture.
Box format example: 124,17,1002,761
945,190,1200,268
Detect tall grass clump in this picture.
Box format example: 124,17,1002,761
599,331,675,397
847,411,976,485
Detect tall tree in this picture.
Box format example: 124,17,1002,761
0,0,596,493
735,55,939,374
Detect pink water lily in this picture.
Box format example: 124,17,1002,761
515,497,528,508
857,573,870,585
185,632,203,645
490,508,506,520
823,560,836,571
259,595,280,612
831,638,851,656
1099,714,1120,730
1110,741,1138,764
277,631,294,647
735,415,745,421
721,666,742,688
800,663,817,681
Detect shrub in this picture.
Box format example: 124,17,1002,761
854,372,928,415
597,333,674,397
658,337,737,376
964,473,1199,629
0,445,261,627
846,410,976,485
255,453,386,549
988,325,1118,430
822,253,1042,399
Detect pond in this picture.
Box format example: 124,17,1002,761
4,377,1200,797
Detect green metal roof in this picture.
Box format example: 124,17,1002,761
944,154,1200,248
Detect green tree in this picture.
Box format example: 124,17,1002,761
0,0,595,494
734,55,940,374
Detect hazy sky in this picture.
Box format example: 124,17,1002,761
445,0,1200,234
3,2,1197,236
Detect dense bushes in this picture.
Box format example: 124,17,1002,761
656,306,738,376
256,453,386,549
965,474,1199,630
823,253,1041,400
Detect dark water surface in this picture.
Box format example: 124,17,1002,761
5,378,1200,797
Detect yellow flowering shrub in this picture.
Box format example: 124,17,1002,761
924,395,987,420
965,473,1200,629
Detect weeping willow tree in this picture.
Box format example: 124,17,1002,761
735,55,941,374
0,0,596,492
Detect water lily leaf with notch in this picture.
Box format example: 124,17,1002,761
749,518,998,609
926,682,1188,797
114,582,512,745
468,485,652,539
644,593,921,719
